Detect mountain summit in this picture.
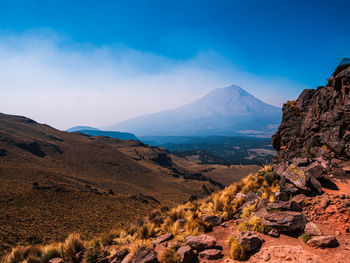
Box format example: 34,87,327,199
106,85,282,137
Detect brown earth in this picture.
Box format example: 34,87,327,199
0,113,254,256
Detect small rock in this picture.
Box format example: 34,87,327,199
186,234,216,251
268,229,280,238
220,221,231,228
177,245,197,263
336,231,341,236
307,236,339,248
264,253,271,261
202,215,222,227
237,231,264,252
199,249,223,260
304,222,323,236
48,258,63,263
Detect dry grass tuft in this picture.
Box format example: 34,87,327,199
238,216,270,234
160,247,180,263
63,234,84,263
40,245,62,263
227,236,245,260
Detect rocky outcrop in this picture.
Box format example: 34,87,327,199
272,61,350,161
185,235,216,251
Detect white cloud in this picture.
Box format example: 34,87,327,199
0,31,310,130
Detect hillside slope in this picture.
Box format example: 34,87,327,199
106,85,281,137
0,113,228,254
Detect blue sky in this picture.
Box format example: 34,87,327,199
0,0,349,129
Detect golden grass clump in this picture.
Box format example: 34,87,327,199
63,233,84,263
100,230,120,247
7,246,43,263
40,245,62,263
237,216,270,234
160,247,180,263
137,222,157,239
227,236,245,260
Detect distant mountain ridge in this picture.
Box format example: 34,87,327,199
105,85,282,137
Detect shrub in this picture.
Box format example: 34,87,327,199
300,233,311,243
41,245,62,263
160,247,180,263
63,234,84,263
227,236,245,260
7,246,43,263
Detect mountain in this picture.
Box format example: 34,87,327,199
66,126,100,132
106,85,282,137
69,129,139,141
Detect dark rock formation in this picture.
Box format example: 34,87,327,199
272,61,350,161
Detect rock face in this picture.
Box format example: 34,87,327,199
186,234,216,251
272,61,350,161
131,246,159,263
307,235,339,248
237,231,264,252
